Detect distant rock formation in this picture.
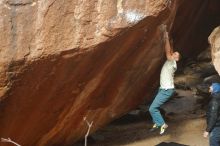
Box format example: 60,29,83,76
209,26,220,75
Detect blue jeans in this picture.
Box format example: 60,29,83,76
210,126,220,146
149,88,174,126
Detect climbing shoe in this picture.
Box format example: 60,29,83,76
149,124,159,132
160,123,168,135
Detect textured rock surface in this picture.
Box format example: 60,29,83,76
0,1,176,145
209,26,220,75
0,0,220,146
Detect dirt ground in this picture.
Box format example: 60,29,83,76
87,118,207,146
75,89,209,146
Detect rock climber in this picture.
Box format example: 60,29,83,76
149,24,181,135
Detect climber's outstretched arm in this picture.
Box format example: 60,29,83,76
164,31,173,60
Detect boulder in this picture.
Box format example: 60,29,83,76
209,26,220,75
0,0,176,145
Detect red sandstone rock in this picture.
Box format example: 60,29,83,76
0,1,176,145
209,26,220,75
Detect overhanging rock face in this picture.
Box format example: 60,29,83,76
0,0,219,145
209,26,220,75
0,1,177,145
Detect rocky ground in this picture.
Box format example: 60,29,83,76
75,89,207,146
75,48,220,146
87,118,206,146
